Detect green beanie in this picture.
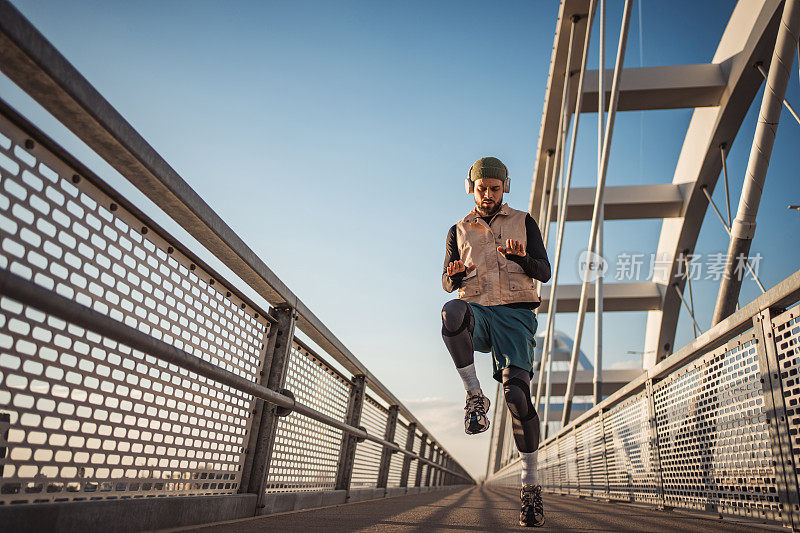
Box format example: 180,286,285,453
468,156,508,182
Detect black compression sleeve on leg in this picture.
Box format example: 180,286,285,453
441,299,475,369
503,377,538,422
502,366,541,453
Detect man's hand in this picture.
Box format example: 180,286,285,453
447,260,476,277
497,239,526,257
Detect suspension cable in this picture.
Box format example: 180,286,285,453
594,0,606,408
683,253,700,338
720,143,732,229
536,14,579,423
562,0,633,428
756,62,800,127
673,284,703,335
700,185,767,293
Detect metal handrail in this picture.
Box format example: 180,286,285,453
0,98,277,329
546,266,800,447
0,0,451,457
0,268,470,481
1,98,445,471
487,265,800,475
0,93,472,489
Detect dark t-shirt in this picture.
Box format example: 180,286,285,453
442,212,551,310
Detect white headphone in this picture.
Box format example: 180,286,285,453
465,163,511,194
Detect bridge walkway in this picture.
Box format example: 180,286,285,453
165,486,777,532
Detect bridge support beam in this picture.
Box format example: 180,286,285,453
496,388,510,468
712,0,800,325
598,408,610,500
336,374,367,492
240,304,297,510
488,383,505,472
431,449,440,486
415,433,428,487
376,405,399,489
754,308,800,529
399,422,416,487
580,63,727,112
547,184,687,221
432,449,439,486
645,380,666,509
424,443,435,486
0,412,8,478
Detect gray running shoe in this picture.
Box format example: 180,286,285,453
464,391,490,434
519,484,545,527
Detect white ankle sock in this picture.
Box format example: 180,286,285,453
520,450,539,486
457,363,481,394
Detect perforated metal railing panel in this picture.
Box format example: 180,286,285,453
0,116,268,381
575,416,605,498
490,461,520,487
487,325,786,524
539,441,554,488
403,430,417,487
653,333,780,520
264,341,349,492
420,436,431,486
0,299,254,502
499,406,516,469
0,114,273,503
386,418,408,488
351,393,388,488
604,389,659,504
0,92,470,517
558,430,577,494
772,307,800,498
411,431,426,486
431,446,442,484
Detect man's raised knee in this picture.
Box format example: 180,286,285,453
441,299,472,336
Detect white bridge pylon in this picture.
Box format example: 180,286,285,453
529,0,796,427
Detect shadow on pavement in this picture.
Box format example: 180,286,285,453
166,485,777,532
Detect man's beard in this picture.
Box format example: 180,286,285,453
476,198,502,217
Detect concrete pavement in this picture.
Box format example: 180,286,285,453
166,485,779,532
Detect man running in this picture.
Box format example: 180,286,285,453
441,156,550,527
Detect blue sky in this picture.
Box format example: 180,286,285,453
3,0,799,479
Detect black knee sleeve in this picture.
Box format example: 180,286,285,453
441,299,474,337
503,377,539,422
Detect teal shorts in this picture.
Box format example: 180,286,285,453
469,303,538,383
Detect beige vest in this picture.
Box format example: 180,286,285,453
455,203,541,307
